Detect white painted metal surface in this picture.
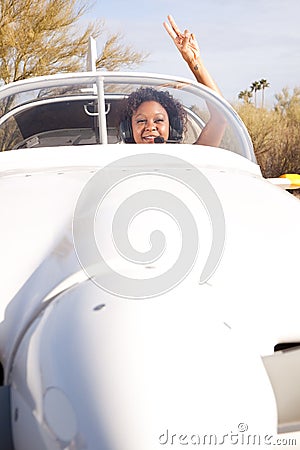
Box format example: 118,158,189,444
0,72,299,449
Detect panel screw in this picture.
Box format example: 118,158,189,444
93,304,106,311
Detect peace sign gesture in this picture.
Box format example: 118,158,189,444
163,15,201,65
162,14,225,146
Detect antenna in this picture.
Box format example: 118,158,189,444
87,36,97,72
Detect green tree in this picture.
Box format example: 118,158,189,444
259,79,270,108
250,80,261,107
238,89,253,104
0,0,147,85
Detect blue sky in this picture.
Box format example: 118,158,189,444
86,0,300,107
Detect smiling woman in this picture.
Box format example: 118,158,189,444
119,87,185,144
132,100,170,144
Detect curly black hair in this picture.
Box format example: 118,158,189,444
119,87,187,142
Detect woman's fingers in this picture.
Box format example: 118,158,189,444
163,15,184,41
167,15,182,37
163,15,198,60
163,20,176,40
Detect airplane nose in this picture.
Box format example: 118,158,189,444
9,278,277,450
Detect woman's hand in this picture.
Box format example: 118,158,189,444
163,15,201,65
163,14,226,147
163,14,222,97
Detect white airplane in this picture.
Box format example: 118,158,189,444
0,40,300,449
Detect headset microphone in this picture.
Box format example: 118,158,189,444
154,137,181,144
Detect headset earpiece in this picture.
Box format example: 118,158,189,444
119,118,135,143
168,116,183,142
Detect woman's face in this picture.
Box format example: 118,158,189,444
131,101,169,144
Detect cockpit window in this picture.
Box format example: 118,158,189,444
0,73,256,162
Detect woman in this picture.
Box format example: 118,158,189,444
120,15,226,146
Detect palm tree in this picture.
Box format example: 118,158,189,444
259,79,270,108
250,81,261,107
238,90,253,104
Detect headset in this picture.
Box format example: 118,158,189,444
119,115,183,143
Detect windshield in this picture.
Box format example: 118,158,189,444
0,72,256,162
